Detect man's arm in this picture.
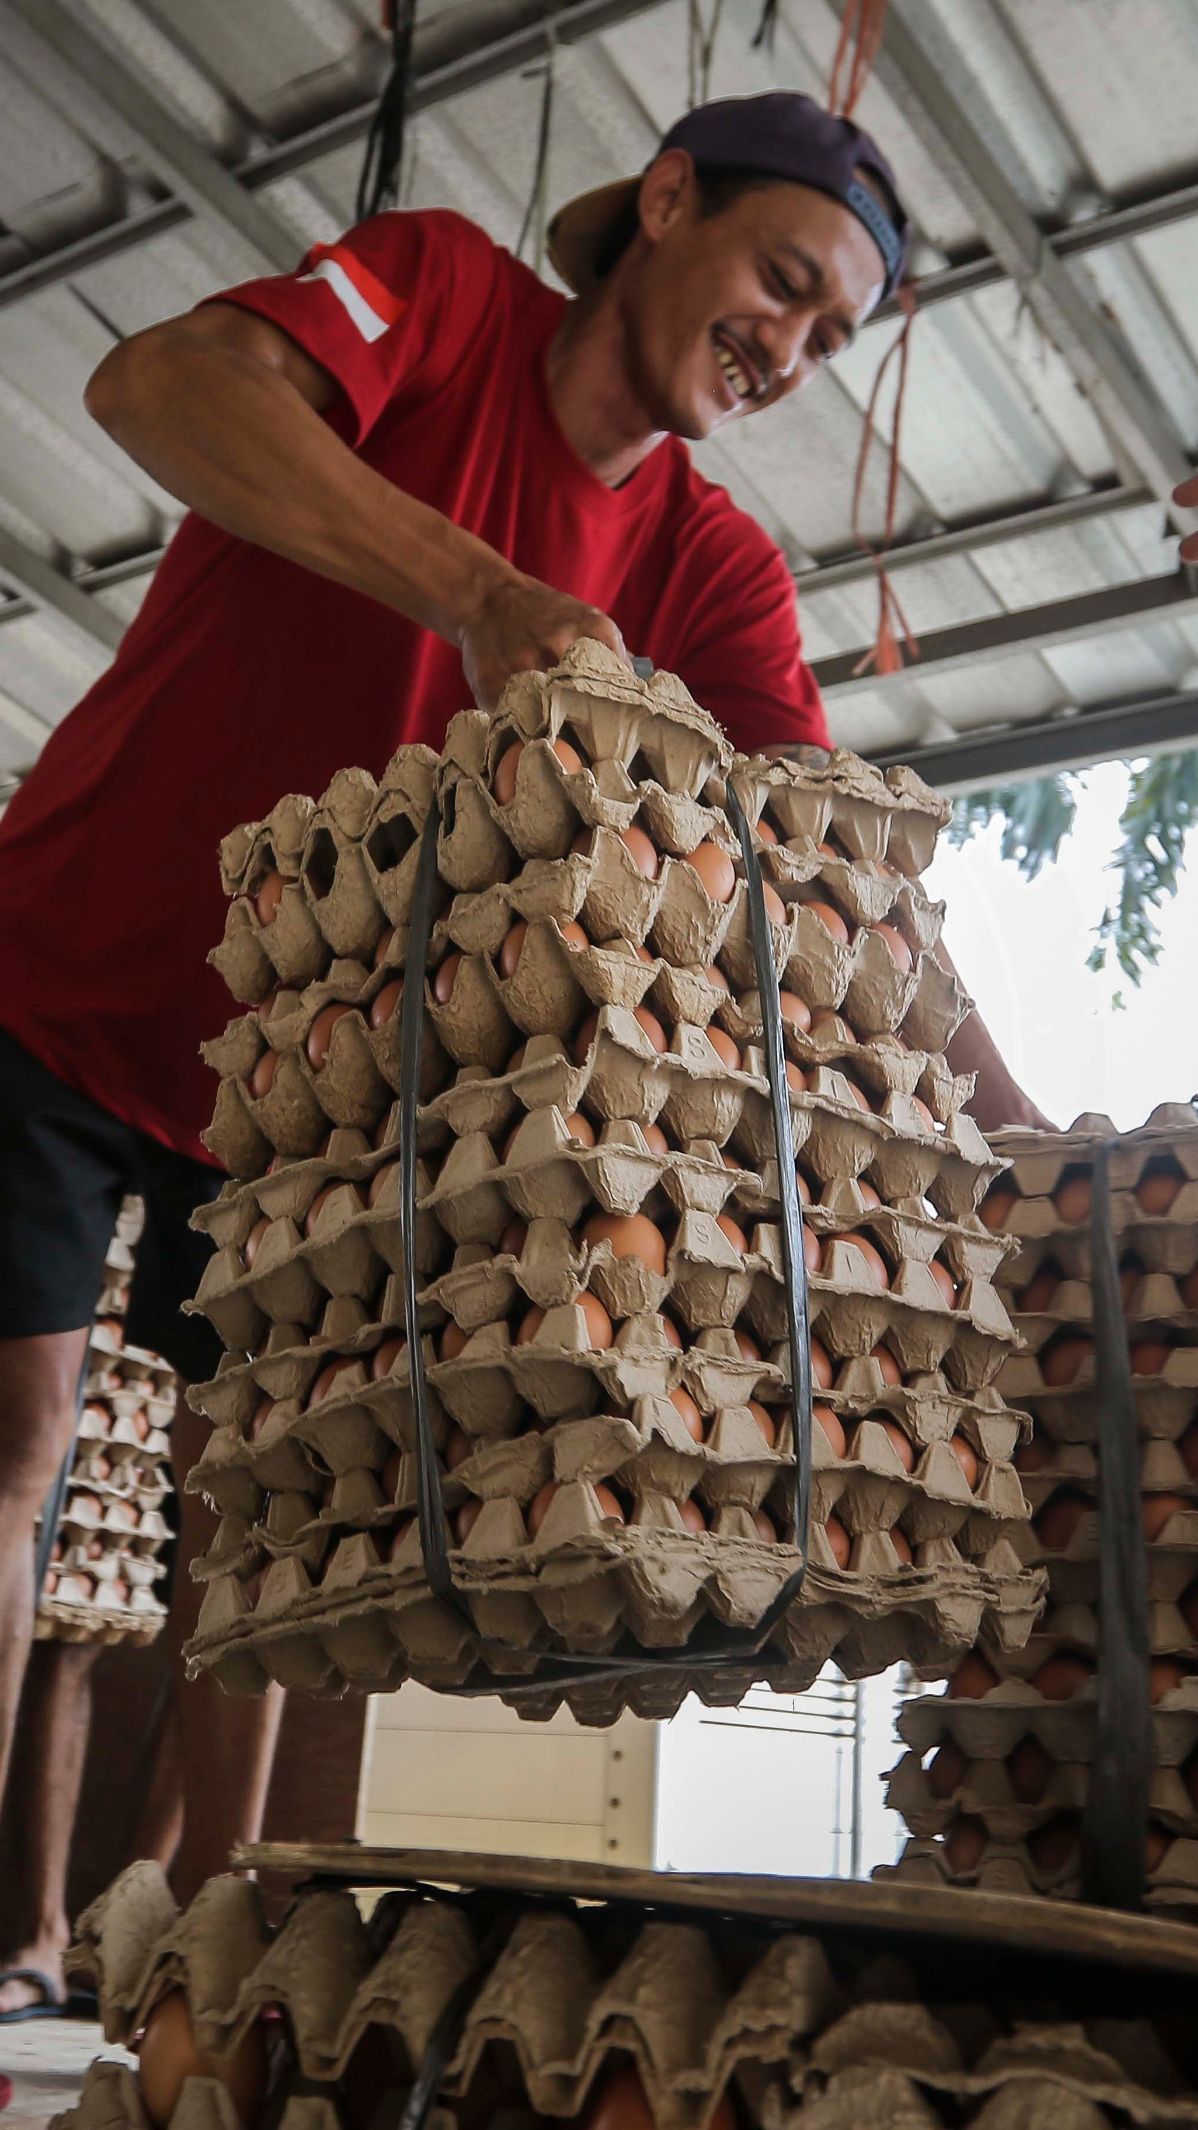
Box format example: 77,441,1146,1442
936,940,1055,1131
85,301,627,710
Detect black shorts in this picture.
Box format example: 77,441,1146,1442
0,1025,224,1385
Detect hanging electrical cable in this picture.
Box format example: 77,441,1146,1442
515,17,558,271
357,0,419,224
687,0,727,109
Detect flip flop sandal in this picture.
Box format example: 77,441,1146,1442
0,1968,94,2025
0,2070,12,2110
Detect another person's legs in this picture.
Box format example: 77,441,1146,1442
126,1152,284,1905
0,1637,102,2015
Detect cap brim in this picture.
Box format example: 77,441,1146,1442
546,177,640,294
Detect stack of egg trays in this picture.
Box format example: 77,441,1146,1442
883,1105,1198,1916
185,642,1042,1725
56,1858,1198,2130
38,1197,175,1647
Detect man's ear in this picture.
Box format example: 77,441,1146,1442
637,148,697,247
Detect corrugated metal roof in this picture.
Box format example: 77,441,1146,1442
0,0,1194,785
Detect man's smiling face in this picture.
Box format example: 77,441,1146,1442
616,152,887,441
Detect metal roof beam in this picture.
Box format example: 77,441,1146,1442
799,484,1147,594
867,688,1198,790
813,572,1198,701
7,0,300,274
0,526,124,654
872,8,1195,528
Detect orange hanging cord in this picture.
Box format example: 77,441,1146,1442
828,0,892,119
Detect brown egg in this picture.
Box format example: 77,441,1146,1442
911,1097,937,1133
1019,1265,1061,1313
948,1652,999,1699
454,1499,483,1545
308,1356,357,1408
582,1211,667,1275
1008,1734,1054,1804
1146,1824,1174,1873
371,1336,406,1382
242,1216,270,1269
754,1509,779,1543
704,962,731,993
594,1482,625,1521
1034,1489,1091,1551
370,977,404,1029
824,1513,852,1567
796,1169,813,1206
307,1002,352,1070
498,922,529,981
679,1499,708,1536
564,1110,596,1147
836,1233,890,1291
1144,1494,1189,1542
870,1344,903,1387
1130,1337,1172,1376
928,1260,959,1309
810,1336,835,1391
927,1739,968,1799
979,1185,1018,1232
747,1400,776,1447
1054,1171,1092,1225
578,1293,615,1348
949,1435,979,1490
778,990,812,1033
433,951,463,1005
857,1180,882,1210
1150,1656,1188,1704
755,815,779,846
494,735,582,806
804,1227,822,1276
889,1526,914,1564
845,1080,875,1115
499,1217,527,1258
248,1049,278,1100
1181,1266,1198,1312
685,841,736,903
803,899,850,945
91,1451,113,1482
1136,1164,1184,1216
943,1815,988,1874
1014,1434,1050,1475
873,922,913,973
644,1122,670,1157
661,1315,684,1350
707,1026,741,1070
634,1004,668,1053
1040,1336,1093,1387
1027,1816,1079,1876
618,824,660,878
582,2066,734,2130
137,1991,268,2130
373,925,397,969
1030,1651,1095,1701
669,1388,705,1441
814,1403,846,1458
717,1212,749,1253
439,1320,469,1361
249,1398,275,1440
878,1418,915,1473
368,1161,397,1207
762,882,787,925
786,1061,809,1096
254,872,285,926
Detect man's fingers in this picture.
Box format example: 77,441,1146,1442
1173,473,1198,510
1181,532,1198,565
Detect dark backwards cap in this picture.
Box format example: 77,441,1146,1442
547,90,909,303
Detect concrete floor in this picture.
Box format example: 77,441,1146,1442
3,2018,126,2130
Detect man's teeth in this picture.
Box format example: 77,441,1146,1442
716,342,753,399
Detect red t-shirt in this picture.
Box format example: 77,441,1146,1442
0,209,828,1164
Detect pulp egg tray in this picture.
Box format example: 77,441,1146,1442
880,1830,1198,1916
886,1746,1198,1843
989,1105,1198,1201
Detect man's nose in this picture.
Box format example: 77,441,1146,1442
756,312,816,391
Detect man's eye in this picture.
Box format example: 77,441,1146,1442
767,264,800,302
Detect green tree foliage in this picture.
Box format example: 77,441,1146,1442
946,752,1198,988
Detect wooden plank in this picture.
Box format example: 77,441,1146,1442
232,1843,1198,1979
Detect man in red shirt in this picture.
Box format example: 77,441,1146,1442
0,92,1042,1994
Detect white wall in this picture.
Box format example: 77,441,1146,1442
357,1684,658,1866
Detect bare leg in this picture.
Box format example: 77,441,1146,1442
165,1394,285,1905
0,1330,90,1811
128,1679,184,1872
0,1638,101,2013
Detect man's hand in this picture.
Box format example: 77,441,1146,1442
964,1072,1058,1135
459,573,631,711
1174,473,1198,563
